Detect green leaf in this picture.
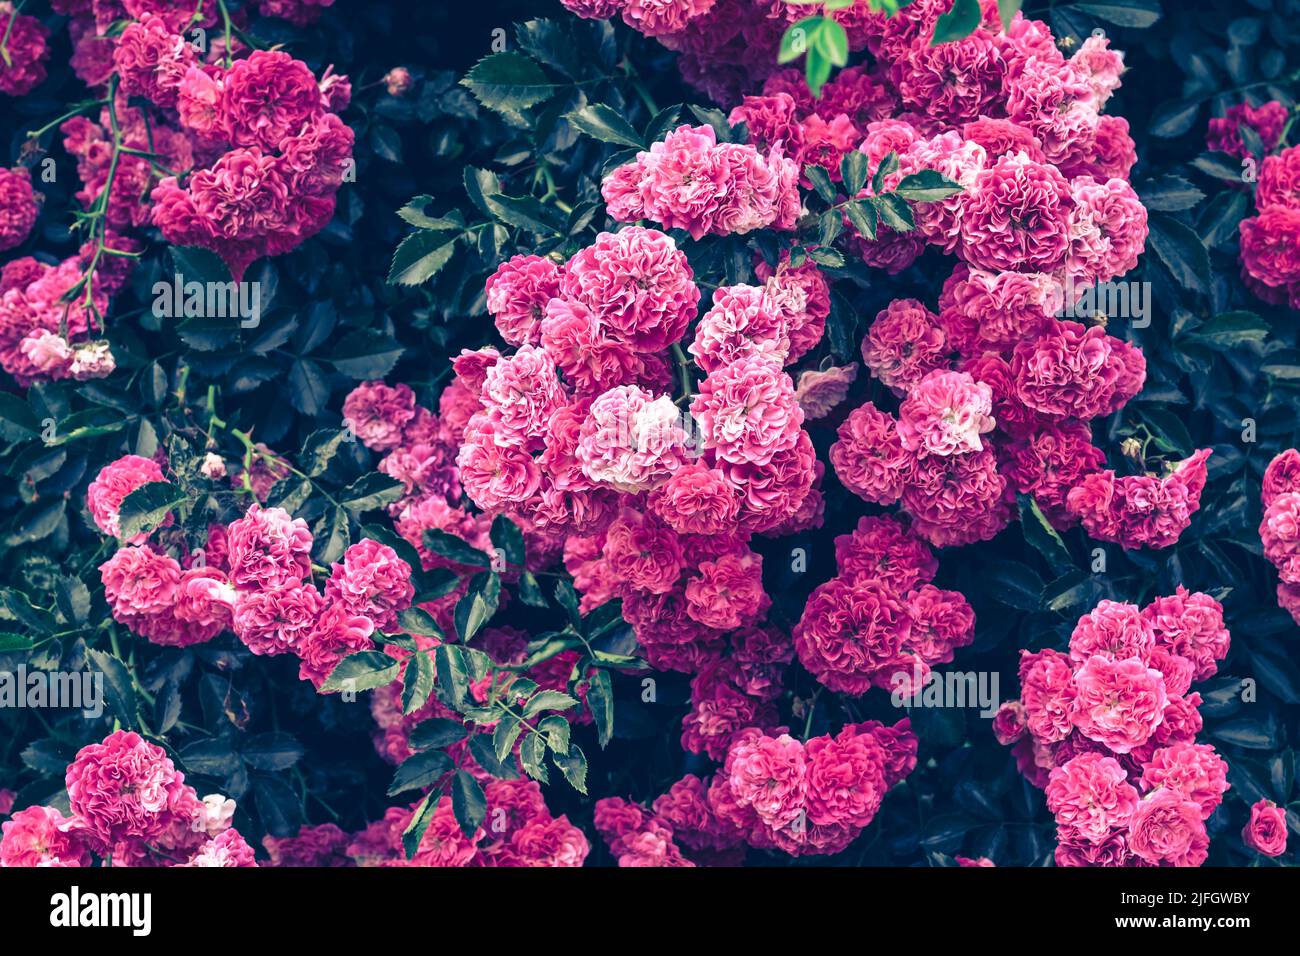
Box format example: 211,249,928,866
402,651,436,714
493,713,524,761
435,644,471,709
1197,190,1249,249
338,473,405,513
469,734,520,780
388,230,457,286
117,481,188,542
388,749,453,796
516,731,547,783
409,718,469,751
395,607,444,639
840,151,869,195
328,330,405,380
804,164,837,203
587,669,615,748
873,193,915,232
1147,212,1210,292
985,561,1045,611
422,528,491,567
0,392,40,441
299,429,347,478
461,51,555,112
872,151,899,195
86,649,138,728
778,16,820,64
240,732,304,771
321,651,400,693
566,103,645,148
523,690,579,718
996,0,1024,31
1150,100,1201,138
1074,1,1163,28
179,738,241,777
1018,495,1074,575
538,714,571,754
931,0,982,44
451,770,487,837
484,194,567,235
844,200,878,241
893,169,965,203
1188,311,1270,349
0,632,34,651
396,196,464,231
402,792,438,859
454,572,501,643
554,579,582,630
551,745,588,794
168,245,231,284
489,514,525,567
53,577,90,626
1138,175,1204,213
816,19,849,66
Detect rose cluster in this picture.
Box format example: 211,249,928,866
602,123,800,239
793,514,974,697
994,591,1233,866
594,717,916,862
1,0,353,388
89,451,415,689
1260,449,1300,624
0,730,251,867
453,223,827,698
1230,121,1300,308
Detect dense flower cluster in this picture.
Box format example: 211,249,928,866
995,592,1232,866
602,123,800,238
1260,449,1300,624
458,223,827,695
1,0,353,388
1,730,250,867
90,450,414,685
682,2,1157,551
793,514,973,696
595,717,916,862
1233,125,1300,308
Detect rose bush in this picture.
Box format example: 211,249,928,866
0,0,1296,870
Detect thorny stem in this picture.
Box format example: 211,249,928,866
0,0,27,68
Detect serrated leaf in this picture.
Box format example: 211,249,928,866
321,650,400,693
893,169,964,203
117,481,188,542
388,230,457,286
587,669,615,748
451,770,486,837
551,745,588,794
339,473,405,513
409,718,469,751
86,649,137,728
388,749,453,796
461,51,555,112
422,528,491,567
402,651,436,714
489,514,525,567
523,690,579,718
566,103,644,148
